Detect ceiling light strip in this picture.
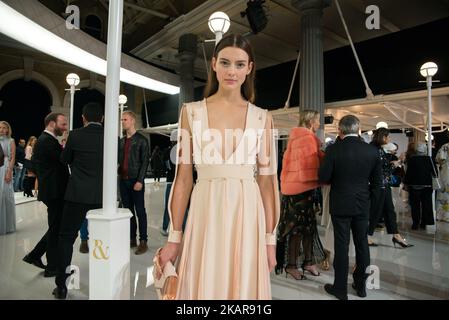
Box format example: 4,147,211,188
0,1,179,95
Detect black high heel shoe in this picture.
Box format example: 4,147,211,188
302,261,321,276
392,236,413,248
285,265,307,280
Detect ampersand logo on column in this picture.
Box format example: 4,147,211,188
92,240,110,260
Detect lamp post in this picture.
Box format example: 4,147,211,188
376,121,388,129
420,61,438,234
208,11,231,45
118,94,127,138
66,73,80,130
420,62,438,157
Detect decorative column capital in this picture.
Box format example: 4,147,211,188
291,0,331,16
177,33,198,60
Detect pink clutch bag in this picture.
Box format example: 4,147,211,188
153,248,178,300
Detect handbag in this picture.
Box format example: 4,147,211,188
430,157,443,191
152,248,178,300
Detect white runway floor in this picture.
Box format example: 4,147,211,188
1,181,448,300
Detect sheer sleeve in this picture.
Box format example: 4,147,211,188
257,112,281,245
167,104,193,243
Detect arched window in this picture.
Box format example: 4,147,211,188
84,15,102,40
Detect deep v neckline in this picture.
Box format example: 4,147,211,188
203,98,251,162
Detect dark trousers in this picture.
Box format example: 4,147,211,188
28,199,65,271
13,166,25,191
55,201,101,288
79,219,89,240
119,178,148,241
368,187,399,235
23,176,36,197
332,214,370,293
409,187,434,226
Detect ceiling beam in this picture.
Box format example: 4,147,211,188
231,20,299,53
323,27,348,45
269,0,297,15
97,0,108,12
131,0,246,59
165,0,180,16
269,0,348,47
123,11,147,34
123,0,169,34
121,0,171,20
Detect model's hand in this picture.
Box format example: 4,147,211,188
159,242,180,269
5,170,12,183
133,181,143,191
266,245,276,272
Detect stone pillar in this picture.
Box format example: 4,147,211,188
177,33,198,115
292,0,331,133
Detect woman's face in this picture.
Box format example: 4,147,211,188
311,115,320,133
212,46,253,93
383,134,390,145
0,123,9,136
31,139,36,147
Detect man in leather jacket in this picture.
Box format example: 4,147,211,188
118,111,150,255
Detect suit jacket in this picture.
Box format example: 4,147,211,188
61,123,104,204
32,132,69,202
318,136,382,217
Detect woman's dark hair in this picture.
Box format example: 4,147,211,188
371,127,389,147
203,34,256,103
405,142,416,162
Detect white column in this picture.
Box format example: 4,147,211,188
426,76,436,234
86,0,132,300
103,0,123,214
427,76,433,157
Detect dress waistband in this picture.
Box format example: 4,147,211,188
196,165,256,181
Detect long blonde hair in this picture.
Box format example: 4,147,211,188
299,110,319,129
0,121,12,138
26,136,37,148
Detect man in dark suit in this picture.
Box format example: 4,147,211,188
53,103,104,299
319,115,382,300
23,113,69,276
